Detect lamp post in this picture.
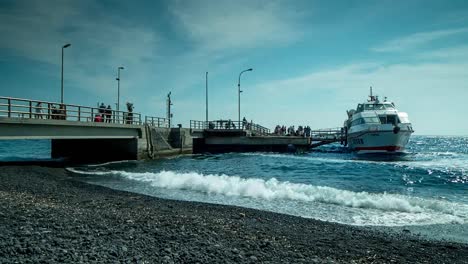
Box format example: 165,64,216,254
238,68,253,124
116,66,124,112
61,43,71,104
206,71,208,124
167,92,173,128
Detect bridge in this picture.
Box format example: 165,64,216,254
0,96,191,162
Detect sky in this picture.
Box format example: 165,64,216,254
1,0,468,135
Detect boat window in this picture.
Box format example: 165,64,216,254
384,104,395,110
374,104,385,110
379,115,399,125
351,118,365,127
379,116,386,124
386,115,398,125
365,104,388,110
363,117,380,124
364,104,375,110
356,104,364,113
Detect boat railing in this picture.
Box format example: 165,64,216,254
0,96,142,125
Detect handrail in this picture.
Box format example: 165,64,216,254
190,120,270,135
0,96,142,125
145,116,169,128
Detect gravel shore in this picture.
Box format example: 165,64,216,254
0,166,467,263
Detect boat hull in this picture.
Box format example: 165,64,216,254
347,130,412,154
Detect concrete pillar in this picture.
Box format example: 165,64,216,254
51,138,138,162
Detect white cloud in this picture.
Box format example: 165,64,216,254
169,0,303,51
417,45,468,61
0,0,161,99
372,27,468,52
246,61,468,135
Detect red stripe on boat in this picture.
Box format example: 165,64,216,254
355,146,401,151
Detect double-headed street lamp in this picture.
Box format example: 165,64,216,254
61,43,71,104
238,68,253,124
116,66,124,112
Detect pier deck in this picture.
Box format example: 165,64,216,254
0,96,191,162
190,120,311,153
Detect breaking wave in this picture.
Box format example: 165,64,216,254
68,169,467,221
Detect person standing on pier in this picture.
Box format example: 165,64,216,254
99,103,106,119
58,104,66,120
34,102,43,119
105,105,112,123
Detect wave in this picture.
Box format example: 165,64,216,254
244,153,468,182
69,169,467,220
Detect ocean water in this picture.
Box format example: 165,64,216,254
2,136,467,242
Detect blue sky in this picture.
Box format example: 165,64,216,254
1,0,468,135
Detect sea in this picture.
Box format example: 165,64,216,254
1,135,467,243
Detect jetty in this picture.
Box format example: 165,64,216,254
0,96,349,162
0,96,192,162
190,120,311,153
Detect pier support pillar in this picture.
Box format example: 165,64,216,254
51,138,138,162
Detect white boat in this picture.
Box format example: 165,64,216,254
344,88,414,154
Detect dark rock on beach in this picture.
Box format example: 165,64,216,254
0,166,467,263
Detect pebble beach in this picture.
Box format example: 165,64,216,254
0,166,467,263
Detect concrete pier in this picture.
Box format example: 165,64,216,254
0,117,193,162
193,129,310,154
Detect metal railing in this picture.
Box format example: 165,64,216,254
190,120,270,135
310,127,346,140
145,116,169,128
0,96,142,125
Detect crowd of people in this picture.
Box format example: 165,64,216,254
94,103,113,123
32,101,135,124
273,125,312,137
34,102,67,120
207,117,253,130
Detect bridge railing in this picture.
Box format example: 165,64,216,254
190,120,270,135
145,116,169,128
0,96,142,125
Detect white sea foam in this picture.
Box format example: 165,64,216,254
70,169,467,221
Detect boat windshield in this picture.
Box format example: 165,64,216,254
363,117,380,124
364,104,394,111
384,103,395,110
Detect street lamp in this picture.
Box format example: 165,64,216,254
61,43,71,104
238,68,253,125
116,66,124,112
206,71,208,124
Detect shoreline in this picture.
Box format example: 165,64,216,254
1,166,467,263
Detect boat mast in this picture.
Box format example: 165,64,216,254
369,86,375,102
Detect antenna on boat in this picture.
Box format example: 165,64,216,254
368,86,375,102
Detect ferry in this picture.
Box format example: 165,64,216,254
344,88,414,154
